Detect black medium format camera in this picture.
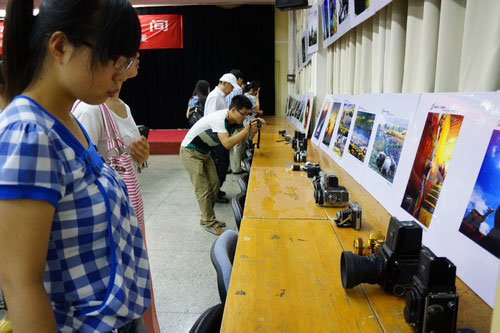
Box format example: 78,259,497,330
404,247,459,333
292,131,307,151
313,173,349,207
294,150,307,163
291,162,321,178
334,201,362,230
341,217,422,296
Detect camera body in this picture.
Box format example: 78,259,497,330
335,201,362,230
294,150,307,163
313,173,349,207
341,217,422,296
291,162,321,178
292,131,306,151
404,247,458,333
279,130,286,136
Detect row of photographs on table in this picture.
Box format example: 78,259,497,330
287,91,500,307
285,93,315,135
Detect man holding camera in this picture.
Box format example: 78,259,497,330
204,73,238,203
180,95,262,236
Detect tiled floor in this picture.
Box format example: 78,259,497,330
139,155,240,332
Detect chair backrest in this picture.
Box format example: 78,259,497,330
210,230,239,303
237,172,249,193
231,192,246,230
189,303,224,333
243,157,252,173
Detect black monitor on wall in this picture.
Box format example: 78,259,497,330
275,0,310,10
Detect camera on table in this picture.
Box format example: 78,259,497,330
313,173,349,207
291,162,321,178
279,130,287,136
353,231,385,256
334,201,362,230
341,216,422,296
292,131,306,151
294,150,307,163
404,246,458,333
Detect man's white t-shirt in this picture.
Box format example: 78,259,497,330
204,86,227,116
181,109,233,154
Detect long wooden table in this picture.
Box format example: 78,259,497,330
221,117,492,332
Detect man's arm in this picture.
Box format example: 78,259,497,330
217,120,258,149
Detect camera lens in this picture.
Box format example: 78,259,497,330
340,251,383,289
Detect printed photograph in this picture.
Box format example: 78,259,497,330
401,113,464,228
459,130,500,259
308,6,318,49
303,98,312,129
322,0,330,40
314,101,331,139
348,111,376,163
369,115,409,183
286,99,293,117
301,35,307,65
322,102,342,147
328,0,338,36
333,103,355,156
354,0,370,16
339,0,349,25
298,101,304,122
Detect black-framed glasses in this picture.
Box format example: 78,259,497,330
81,40,135,72
236,109,249,117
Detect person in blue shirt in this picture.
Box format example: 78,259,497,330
186,80,210,127
0,1,150,332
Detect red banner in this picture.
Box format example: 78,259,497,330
0,21,4,55
139,14,183,50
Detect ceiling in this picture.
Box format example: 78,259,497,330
0,0,275,10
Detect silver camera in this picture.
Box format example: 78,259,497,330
335,201,362,230
313,173,349,207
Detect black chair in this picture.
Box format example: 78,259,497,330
189,303,224,333
210,230,238,303
231,192,246,230
237,172,249,193
245,147,254,159
242,157,252,173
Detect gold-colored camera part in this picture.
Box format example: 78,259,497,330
353,231,385,256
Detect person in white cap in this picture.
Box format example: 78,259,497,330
204,73,237,116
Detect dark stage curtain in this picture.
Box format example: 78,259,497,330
121,5,275,129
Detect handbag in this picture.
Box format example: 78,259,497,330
100,104,145,229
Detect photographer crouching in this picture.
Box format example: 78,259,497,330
180,95,264,236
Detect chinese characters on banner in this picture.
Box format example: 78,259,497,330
0,21,4,54
139,14,183,49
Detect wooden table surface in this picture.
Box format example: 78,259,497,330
221,117,492,332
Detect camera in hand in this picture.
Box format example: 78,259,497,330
291,162,321,178
313,173,349,207
341,217,422,296
334,201,362,230
353,231,385,256
404,246,458,333
294,150,307,163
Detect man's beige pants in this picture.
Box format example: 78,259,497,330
180,147,219,226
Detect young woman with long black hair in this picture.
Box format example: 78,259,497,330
0,1,151,331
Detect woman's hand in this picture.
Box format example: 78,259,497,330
130,136,150,166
